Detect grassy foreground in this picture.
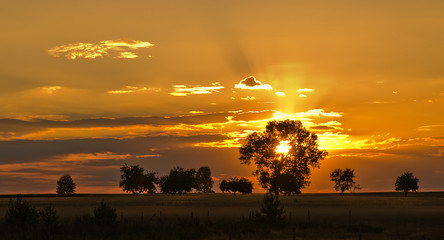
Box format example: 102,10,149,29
1,192,444,239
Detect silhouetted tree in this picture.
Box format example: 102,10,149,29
255,193,285,225
219,180,229,193
119,164,159,196
39,205,59,239
56,174,76,195
239,120,327,195
94,200,117,225
395,171,419,197
159,166,196,195
330,168,359,195
194,166,214,193
221,177,253,195
5,196,38,228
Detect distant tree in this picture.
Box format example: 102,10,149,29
219,180,229,193
119,164,159,196
159,166,196,196
395,171,419,197
56,174,76,195
221,177,253,195
194,166,214,193
330,168,359,195
239,120,328,195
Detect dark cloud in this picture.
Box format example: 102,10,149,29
309,125,337,131
0,113,232,138
240,76,261,87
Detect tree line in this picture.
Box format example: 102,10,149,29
55,119,421,197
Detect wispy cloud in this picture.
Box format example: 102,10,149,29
298,88,314,92
170,82,224,96
107,86,161,94
234,76,272,90
241,96,256,101
48,39,154,59
41,86,62,94
275,92,285,96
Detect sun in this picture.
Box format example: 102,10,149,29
275,140,291,155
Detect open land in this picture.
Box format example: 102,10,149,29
1,192,444,239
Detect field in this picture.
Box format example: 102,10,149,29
1,192,444,239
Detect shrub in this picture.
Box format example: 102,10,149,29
94,200,117,225
4,196,39,227
255,193,285,226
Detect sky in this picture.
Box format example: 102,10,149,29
0,0,443,194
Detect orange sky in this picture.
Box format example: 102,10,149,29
0,1,443,194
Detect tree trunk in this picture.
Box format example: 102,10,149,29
404,190,407,197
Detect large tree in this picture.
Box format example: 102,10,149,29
119,164,158,196
159,166,196,196
395,171,419,197
193,166,214,193
239,120,327,195
56,174,76,195
330,168,359,195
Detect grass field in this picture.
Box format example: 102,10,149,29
1,192,444,239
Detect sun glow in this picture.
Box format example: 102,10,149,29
276,141,291,155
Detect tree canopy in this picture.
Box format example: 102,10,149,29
159,166,196,195
219,177,253,195
119,164,158,196
330,168,359,195
395,171,419,197
239,120,327,195
56,174,76,195
193,166,214,193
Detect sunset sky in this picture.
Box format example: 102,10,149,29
0,1,443,194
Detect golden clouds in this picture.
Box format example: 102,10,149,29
275,92,285,96
48,39,154,59
107,86,161,94
170,83,224,96
235,76,272,90
41,86,62,94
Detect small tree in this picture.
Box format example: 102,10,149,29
395,171,419,197
5,196,39,228
219,180,229,193
255,193,285,225
39,205,59,238
220,177,253,195
94,200,117,225
159,166,196,195
56,174,76,195
119,164,159,196
194,166,214,193
330,168,358,195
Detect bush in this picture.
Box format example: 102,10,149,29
39,205,59,228
94,200,117,225
255,193,285,226
5,196,39,227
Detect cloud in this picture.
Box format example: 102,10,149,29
48,39,154,59
298,88,314,92
417,125,444,131
107,86,161,94
299,94,307,98
241,96,256,101
170,82,224,96
275,92,285,96
41,86,62,94
234,76,272,90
